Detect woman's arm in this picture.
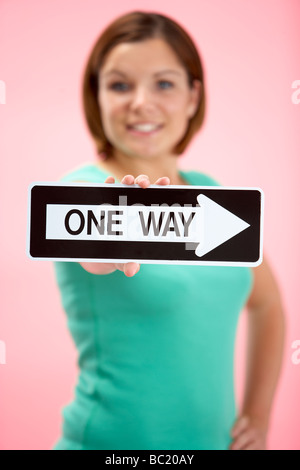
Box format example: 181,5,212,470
230,258,285,450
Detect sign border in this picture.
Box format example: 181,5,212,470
27,182,264,268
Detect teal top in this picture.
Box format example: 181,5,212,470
53,164,253,450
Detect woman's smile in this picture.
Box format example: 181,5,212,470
126,122,164,136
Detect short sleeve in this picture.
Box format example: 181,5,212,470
58,164,110,184
182,170,221,187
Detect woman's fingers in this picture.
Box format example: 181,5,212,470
121,174,135,185
230,428,257,450
118,174,171,187
134,174,150,188
80,262,118,275
154,176,170,185
115,262,140,277
124,262,140,277
231,416,249,439
104,176,115,184
133,175,170,187
230,415,267,450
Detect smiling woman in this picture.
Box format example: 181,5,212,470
97,38,201,166
82,11,205,161
52,10,285,451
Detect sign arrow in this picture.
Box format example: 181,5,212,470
195,194,250,257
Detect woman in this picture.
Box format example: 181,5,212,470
53,11,285,450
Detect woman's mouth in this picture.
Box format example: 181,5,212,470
126,123,163,135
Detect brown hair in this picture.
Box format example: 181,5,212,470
82,11,206,157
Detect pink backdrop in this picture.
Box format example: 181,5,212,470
0,0,299,450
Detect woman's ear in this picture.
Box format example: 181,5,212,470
187,79,202,119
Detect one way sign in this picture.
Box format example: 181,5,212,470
27,183,264,267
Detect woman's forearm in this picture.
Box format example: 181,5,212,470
241,293,285,427
230,260,285,450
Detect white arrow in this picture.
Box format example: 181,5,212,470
195,194,250,257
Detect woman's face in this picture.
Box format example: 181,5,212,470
98,38,201,161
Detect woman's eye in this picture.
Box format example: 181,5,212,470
157,80,173,90
109,82,129,92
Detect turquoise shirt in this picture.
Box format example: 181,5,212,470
53,164,253,450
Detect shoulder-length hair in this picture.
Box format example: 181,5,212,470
82,11,206,157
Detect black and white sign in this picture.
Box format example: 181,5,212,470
27,183,264,267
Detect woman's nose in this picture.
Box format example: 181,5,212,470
129,86,155,111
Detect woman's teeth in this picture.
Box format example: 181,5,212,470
130,123,160,132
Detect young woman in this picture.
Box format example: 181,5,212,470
53,11,285,450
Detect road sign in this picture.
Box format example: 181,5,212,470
27,183,264,267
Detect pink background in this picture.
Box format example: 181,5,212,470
1,0,299,450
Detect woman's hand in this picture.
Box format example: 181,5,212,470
80,174,170,277
229,415,268,450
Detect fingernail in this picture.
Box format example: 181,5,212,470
123,175,133,183
139,178,149,186
137,174,148,180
